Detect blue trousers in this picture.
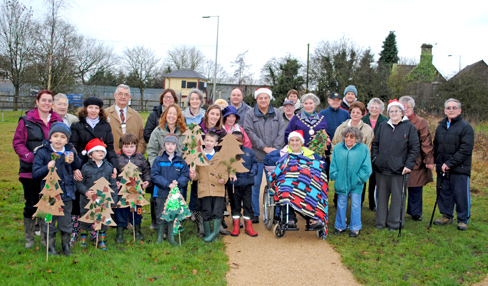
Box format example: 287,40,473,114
251,162,264,217
406,186,423,216
114,206,142,228
335,193,362,231
437,173,470,224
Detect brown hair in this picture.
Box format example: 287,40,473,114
159,89,178,105
159,103,187,132
77,106,107,121
349,101,366,115
204,104,223,130
119,133,139,149
36,90,55,101
287,89,299,98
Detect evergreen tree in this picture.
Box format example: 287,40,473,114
379,31,399,65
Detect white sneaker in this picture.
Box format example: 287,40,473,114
35,231,41,236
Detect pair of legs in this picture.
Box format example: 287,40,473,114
437,173,471,224
335,193,362,232
251,162,265,218
375,173,405,230
406,186,423,219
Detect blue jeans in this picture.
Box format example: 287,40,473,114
251,162,264,217
335,193,362,231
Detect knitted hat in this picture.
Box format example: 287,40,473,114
288,130,305,144
222,105,240,122
83,97,104,108
82,138,107,156
328,92,341,99
161,133,181,155
387,99,405,113
254,87,274,100
343,85,358,97
282,100,294,107
49,122,71,141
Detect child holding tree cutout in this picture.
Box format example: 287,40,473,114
151,134,190,245
32,122,82,256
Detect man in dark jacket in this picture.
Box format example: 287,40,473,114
433,98,474,231
228,88,252,123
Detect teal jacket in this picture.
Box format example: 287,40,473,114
329,142,372,195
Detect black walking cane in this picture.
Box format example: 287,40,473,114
428,172,447,230
398,173,410,238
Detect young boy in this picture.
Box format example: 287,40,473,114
151,134,190,245
32,122,82,256
189,131,229,243
114,133,151,243
76,138,118,251
228,131,258,237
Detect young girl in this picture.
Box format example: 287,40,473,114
222,106,252,149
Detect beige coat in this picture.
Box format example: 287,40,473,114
332,119,374,151
106,105,146,154
193,156,229,199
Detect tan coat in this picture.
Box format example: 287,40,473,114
331,119,375,151
408,114,434,187
193,156,228,199
106,105,146,154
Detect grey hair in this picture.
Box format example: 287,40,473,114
301,93,320,108
341,126,363,144
367,97,385,113
185,89,205,107
445,98,461,109
115,84,131,95
54,93,68,103
399,95,415,110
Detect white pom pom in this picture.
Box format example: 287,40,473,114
82,150,87,156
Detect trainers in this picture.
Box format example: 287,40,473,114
457,222,468,231
433,215,453,225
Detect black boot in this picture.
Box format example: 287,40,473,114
61,231,71,256
116,226,125,244
44,233,58,256
135,224,143,241
195,212,205,237
23,217,35,249
156,224,163,243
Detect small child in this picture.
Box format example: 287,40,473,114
228,131,258,237
222,106,252,148
76,138,118,250
151,134,190,245
114,133,151,243
32,122,82,256
189,131,229,243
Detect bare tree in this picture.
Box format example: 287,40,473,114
73,35,115,85
0,0,35,110
122,45,159,111
164,46,206,72
231,51,252,85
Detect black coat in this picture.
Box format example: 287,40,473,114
433,115,474,176
115,151,152,185
143,104,163,143
70,117,118,168
76,158,118,209
372,118,420,175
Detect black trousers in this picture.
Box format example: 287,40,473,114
42,200,73,234
201,196,225,222
20,178,41,218
367,171,377,211
228,184,253,219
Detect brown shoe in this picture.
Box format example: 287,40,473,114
457,222,468,231
433,215,452,225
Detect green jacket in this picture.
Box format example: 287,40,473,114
329,142,372,195
363,113,388,136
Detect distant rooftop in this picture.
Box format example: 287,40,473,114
163,70,208,80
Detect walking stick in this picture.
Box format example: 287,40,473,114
398,173,410,238
428,172,446,230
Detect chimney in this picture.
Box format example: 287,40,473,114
420,43,433,64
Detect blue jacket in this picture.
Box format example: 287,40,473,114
231,146,258,187
32,141,82,202
151,152,190,199
329,142,372,195
319,106,350,140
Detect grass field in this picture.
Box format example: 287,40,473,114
1,110,487,285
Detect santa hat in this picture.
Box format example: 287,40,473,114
288,130,305,144
82,138,107,156
387,99,405,113
254,87,274,100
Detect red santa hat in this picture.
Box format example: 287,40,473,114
288,130,305,144
387,99,405,113
254,87,274,100
82,138,107,156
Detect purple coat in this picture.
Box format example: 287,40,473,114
284,111,328,147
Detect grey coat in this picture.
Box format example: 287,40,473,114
243,105,286,162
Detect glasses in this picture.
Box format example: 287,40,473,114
117,93,130,98
369,106,380,110
389,110,402,114
344,135,356,139
445,106,459,111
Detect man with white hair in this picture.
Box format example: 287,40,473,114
244,87,286,223
53,93,79,127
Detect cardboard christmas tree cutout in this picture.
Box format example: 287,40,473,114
161,186,191,245
308,129,328,156
79,177,117,232
213,133,249,178
181,123,209,171
117,161,150,209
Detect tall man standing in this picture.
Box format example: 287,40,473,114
107,84,146,154
433,98,474,231
228,87,251,123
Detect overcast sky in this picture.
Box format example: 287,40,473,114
27,0,488,81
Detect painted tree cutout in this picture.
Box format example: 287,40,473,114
33,165,65,219
214,133,249,178
161,186,191,234
117,161,150,210
181,123,208,171
79,177,117,231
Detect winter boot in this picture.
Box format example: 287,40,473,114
150,200,157,230
116,226,125,244
70,215,80,247
203,221,211,238
61,231,71,256
98,231,107,251
23,217,35,249
163,221,168,240
167,223,178,246
80,232,88,247
220,223,230,235
44,232,58,256
231,218,240,237
195,212,205,237
221,219,228,229
135,224,144,241
204,219,221,243
244,219,258,237
156,224,164,243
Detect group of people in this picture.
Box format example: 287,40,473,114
13,83,474,255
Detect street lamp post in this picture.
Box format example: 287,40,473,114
448,54,462,72
203,15,219,103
